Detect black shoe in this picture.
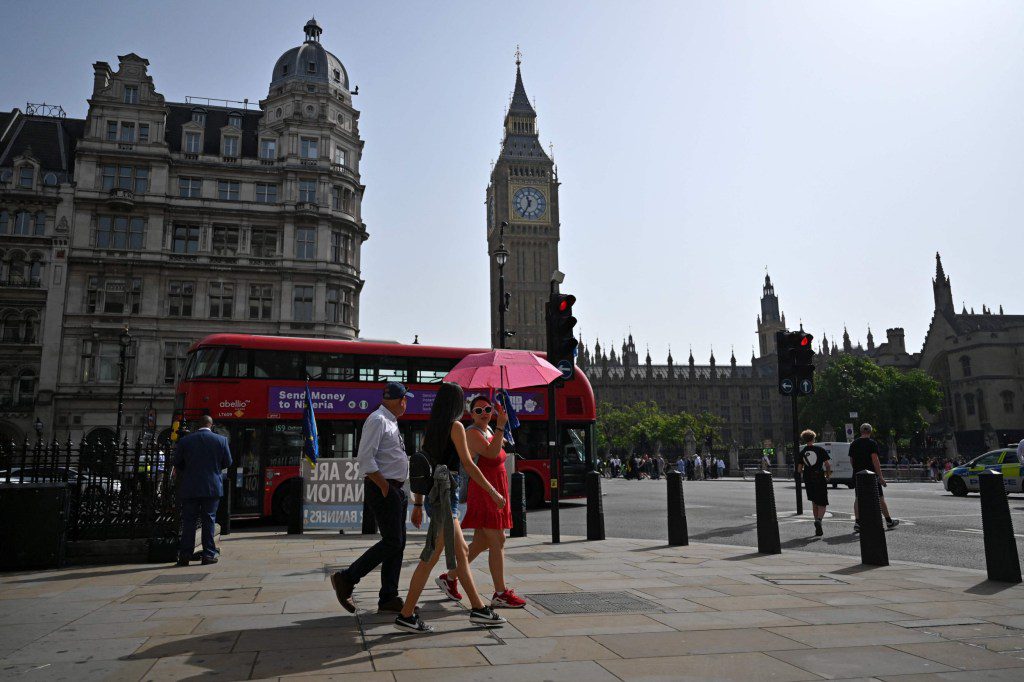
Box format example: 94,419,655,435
331,572,356,613
469,606,507,627
201,555,218,565
394,613,433,633
886,518,900,529
175,559,189,567
814,521,823,537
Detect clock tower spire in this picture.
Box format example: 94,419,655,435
486,50,560,351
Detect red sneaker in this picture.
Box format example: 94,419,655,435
491,588,527,608
435,572,462,601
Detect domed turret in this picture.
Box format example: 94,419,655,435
270,19,349,92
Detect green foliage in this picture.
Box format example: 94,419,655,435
596,401,723,455
799,355,942,439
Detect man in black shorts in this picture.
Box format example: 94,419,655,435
796,429,831,536
849,423,899,533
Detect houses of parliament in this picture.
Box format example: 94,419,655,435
488,62,1024,458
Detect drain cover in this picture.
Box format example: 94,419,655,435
757,575,848,586
508,552,586,562
528,591,660,614
147,573,209,585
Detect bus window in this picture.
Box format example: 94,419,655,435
328,422,358,458
378,356,410,383
564,427,588,465
221,348,249,378
253,350,305,379
263,423,304,467
191,347,225,378
308,352,356,381
414,358,456,384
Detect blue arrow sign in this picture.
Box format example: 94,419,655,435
557,359,574,380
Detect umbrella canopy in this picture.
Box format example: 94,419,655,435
444,350,563,390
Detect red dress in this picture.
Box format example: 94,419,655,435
461,429,512,530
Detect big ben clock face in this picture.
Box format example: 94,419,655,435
512,187,546,220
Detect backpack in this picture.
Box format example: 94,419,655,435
409,450,433,495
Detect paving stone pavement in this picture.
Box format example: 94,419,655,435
1,531,1023,681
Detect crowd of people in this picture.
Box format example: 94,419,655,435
601,452,727,480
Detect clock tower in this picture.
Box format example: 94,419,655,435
486,54,560,351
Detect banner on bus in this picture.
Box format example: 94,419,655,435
271,386,546,417
301,458,364,531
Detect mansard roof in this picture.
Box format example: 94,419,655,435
0,110,85,178
165,103,263,158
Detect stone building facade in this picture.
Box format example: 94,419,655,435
486,56,560,351
0,20,367,444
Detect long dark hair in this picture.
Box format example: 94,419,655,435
423,382,465,466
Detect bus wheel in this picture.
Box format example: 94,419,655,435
525,473,544,509
272,479,301,525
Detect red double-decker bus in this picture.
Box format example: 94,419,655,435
173,334,595,522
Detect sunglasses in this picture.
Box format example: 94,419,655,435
472,406,493,415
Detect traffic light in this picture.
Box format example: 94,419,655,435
546,292,578,378
776,330,815,395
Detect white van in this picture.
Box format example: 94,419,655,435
812,442,854,488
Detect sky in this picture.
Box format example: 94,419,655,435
2,1,1022,361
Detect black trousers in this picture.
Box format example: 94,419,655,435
342,481,407,604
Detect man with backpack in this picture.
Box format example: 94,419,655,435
331,382,413,614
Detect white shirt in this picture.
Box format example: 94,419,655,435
357,405,409,481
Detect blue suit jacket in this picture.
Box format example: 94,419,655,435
173,429,233,498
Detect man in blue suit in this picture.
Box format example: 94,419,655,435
173,415,232,565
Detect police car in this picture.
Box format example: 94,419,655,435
942,447,1022,496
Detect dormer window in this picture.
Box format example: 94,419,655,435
308,61,317,73
228,113,242,128
18,167,33,189
282,64,290,75
223,136,239,157
184,131,202,154
124,86,139,104
333,69,341,82
191,109,206,125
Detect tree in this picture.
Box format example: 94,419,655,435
799,355,942,441
596,401,723,456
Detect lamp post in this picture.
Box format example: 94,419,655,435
115,325,132,444
493,221,511,349
33,417,43,441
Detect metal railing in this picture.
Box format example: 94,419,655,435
0,435,178,542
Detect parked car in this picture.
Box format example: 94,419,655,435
942,448,1021,496
0,466,122,494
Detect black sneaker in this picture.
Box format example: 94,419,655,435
886,518,900,529
853,522,860,534
394,613,433,633
469,606,507,627
814,521,823,537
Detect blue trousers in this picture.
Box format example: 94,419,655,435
179,496,220,560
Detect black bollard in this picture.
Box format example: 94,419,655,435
979,471,1022,583
586,470,605,541
361,493,377,535
667,470,689,546
287,477,303,535
218,473,232,536
855,470,888,566
511,472,527,538
755,472,781,554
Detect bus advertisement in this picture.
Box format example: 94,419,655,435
173,334,597,523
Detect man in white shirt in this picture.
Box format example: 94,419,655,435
332,382,412,614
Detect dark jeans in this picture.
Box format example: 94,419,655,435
343,480,407,604
179,496,219,560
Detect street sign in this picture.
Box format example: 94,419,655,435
799,378,813,395
849,412,858,419
845,423,855,442
556,359,574,381
780,378,794,395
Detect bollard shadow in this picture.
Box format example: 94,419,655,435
820,533,860,546
723,551,765,561
965,580,1021,596
831,563,886,575
12,565,168,584
780,536,821,550
689,522,757,541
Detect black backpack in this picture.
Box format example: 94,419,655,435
409,451,433,495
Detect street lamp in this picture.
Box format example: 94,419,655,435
493,221,511,349
33,418,43,440
115,325,132,444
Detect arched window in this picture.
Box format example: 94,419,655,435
13,211,31,235
0,312,19,342
14,370,35,405
28,259,42,284
959,355,971,378
6,253,26,284
22,312,39,343
34,212,46,235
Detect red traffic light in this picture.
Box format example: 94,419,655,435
558,295,576,312
800,336,810,347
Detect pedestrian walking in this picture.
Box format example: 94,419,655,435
330,382,413,614
394,382,507,632
173,415,233,566
796,430,831,536
717,456,726,479
694,453,703,480
436,395,526,609
655,454,666,480
849,423,899,533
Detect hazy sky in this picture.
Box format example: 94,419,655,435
2,1,1021,361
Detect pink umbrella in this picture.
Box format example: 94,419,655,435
444,350,562,390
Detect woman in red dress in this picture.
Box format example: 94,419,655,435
435,396,526,608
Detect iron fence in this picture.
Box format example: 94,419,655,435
0,436,179,542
